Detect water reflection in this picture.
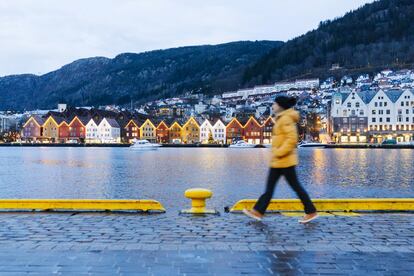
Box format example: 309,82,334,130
0,147,412,210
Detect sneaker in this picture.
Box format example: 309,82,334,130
242,209,263,221
299,212,318,224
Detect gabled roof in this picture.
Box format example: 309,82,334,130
156,120,169,129
226,117,243,128
341,93,351,102
43,115,60,126
139,119,156,129
23,115,44,128
105,118,120,128
169,121,183,129
182,117,200,128
244,116,261,127
200,118,212,127
262,116,274,126
125,119,140,128
384,89,404,103
68,116,86,126
86,118,98,126
357,90,377,104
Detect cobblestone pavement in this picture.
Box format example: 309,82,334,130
0,212,413,275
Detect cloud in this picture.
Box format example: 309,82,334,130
0,0,373,76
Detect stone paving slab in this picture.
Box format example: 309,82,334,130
0,212,413,252
0,212,413,274
0,250,412,275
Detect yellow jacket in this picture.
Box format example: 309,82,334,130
270,108,299,168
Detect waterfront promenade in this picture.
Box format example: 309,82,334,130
0,211,413,275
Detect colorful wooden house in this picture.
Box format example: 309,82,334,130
58,120,70,143
97,118,121,143
181,117,200,144
243,116,263,144
169,121,183,143
211,118,226,144
225,118,244,144
139,119,157,142
68,116,87,142
262,116,274,144
156,121,169,144
85,118,100,143
21,115,44,142
42,115,62,142
124,119,141,143
199,119,213,144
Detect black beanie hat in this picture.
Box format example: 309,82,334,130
274,96,297,109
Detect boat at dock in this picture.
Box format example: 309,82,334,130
229,140,256,148
130,139,161,150
298,141,327,148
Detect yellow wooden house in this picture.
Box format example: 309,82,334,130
168,121,183,143
139,119,157,142
181,117,200,144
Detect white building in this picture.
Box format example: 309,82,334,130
199,119,213,143
212,119,226,144
85,118,99,143
97,118,121,143
330,89,414,143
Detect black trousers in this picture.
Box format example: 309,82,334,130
254,166,317,215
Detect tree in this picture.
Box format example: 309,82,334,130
208,130,215,144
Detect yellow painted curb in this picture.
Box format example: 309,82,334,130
0,199,165,212
230,198,414,212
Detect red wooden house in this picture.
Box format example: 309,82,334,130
225,118,244,144
124,119,141,143
243,116,263,144
58,120,70,142
156,121,169,144
68,116,86,142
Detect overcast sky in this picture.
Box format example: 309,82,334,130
0,0,374,76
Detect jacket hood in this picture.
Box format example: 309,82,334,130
276,108,299,123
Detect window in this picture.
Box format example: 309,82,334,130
379,102,383,107
386,118,390,123
347,102,351,108
401,102,404,107
386,110,390,115
406,109,410,115
384,102,387,107
375,102,378,107
356,102,360,108
372,118,376,123
372,110,376,115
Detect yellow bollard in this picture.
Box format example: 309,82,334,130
181,188,217,214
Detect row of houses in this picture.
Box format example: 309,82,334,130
329,89,414,143
22,111,275,145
